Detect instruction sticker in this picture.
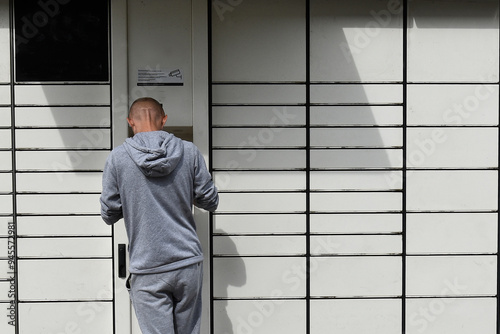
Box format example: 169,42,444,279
137,69,184,86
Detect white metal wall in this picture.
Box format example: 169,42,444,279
210,0,499,333
0,1,120,333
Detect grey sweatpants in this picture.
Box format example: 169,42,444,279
129,262,203,334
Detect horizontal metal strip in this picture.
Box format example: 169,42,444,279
14,148,110,152
407,82,500,85
217,190,402,194
14,83,110,86
14,170,103,174
16,192,102,195
16,213,101,217
212,103,307,107
16,299,113,303
212,232,402,237
16,257,113,260
212,82,306,85
406,210,498,214
15,235,112,239
213,254,403,258
14,126,111,130
405,295,497,299
14,104,111,108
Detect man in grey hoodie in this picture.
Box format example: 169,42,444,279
100,97,219,334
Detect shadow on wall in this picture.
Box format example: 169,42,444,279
212,229,246,334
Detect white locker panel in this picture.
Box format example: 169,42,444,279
0,217,11,236
310,256,402,297
0,238,8,257
19,302,113,334
405,298,496,334
0,107,10,126
310,192,402,212
310,0,403,82
17,194,100,215
310,84,403,104
213,128,306,148
0,85,10,104
0,151,11,171
17,216,111,237
214,300,306,334
211,0,305,82
406,128,498,168
310,213,402,234
0,307,14,334
213,149,306,170
0,281,9,301
0,260,11,279
213,236,305,256
16,172,102,193
214,171,305,191
16,150,109,171
406,213,497,254
310,149,402,169
407,85,499,126
0,129,11,148
311,171,402,191
14,85,110,105
310,235,401,255
311,299,401,334
406,171,497,212
0,195,12,215
213,214,306,235
310,106,403,126
16,129,111,149
15,107,111,127
212,106,306,126
406,256,497,296
0,172,11,192
217,193,306,213
17,238,111,258
18,259,112,301
213,257,306,298
0,0,9,84
212,85,306,105
311,128,402,148
407,1,499,82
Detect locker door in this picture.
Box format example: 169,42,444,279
124,0,210,333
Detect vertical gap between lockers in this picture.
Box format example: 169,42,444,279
305,0,311,333
402,0,408,333
207,0,215,333
8,0,19,332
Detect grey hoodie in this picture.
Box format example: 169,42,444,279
100,131,218,274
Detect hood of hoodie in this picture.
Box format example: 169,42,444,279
124,131,183,177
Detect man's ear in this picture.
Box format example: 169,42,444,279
161,114,168,128
127,117,134,127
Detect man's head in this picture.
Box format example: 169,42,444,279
127,97,168,134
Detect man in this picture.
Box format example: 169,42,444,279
100,97,219,334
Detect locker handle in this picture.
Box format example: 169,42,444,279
118,244,127,278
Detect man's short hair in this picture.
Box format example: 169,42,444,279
129,97,165,120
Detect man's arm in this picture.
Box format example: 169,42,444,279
100,155,124,224
193,148,219,212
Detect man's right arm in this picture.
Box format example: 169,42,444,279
193,148,219,212
100,155,124,224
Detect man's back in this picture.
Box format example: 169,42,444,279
100,130,218,274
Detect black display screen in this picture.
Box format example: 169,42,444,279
15,0,109,82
